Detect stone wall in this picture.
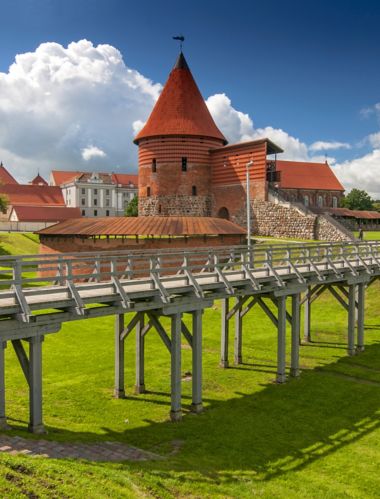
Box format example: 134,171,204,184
139,194,211,216
236,200,354,241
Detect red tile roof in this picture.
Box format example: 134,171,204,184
276,160,344,191
0,184,65,206
12,206,81,222
30,174,48,186
134,52,226,145
51,170,137,187
0,163,18,185
323,208,380,219
111,173,138,187
38,216,246,236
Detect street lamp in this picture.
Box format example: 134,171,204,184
246,160,254,256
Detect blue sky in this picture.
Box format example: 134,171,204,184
1,0,380,193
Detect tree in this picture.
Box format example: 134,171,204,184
0,194,8,214
341,189,374,211
124,196,138,217
373,201,380,213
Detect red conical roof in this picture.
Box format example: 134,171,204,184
134,53,227,144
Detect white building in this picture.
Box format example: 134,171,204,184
50,171,138,217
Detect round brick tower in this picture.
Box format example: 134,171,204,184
134,52,227,217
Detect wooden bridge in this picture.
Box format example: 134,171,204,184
0,241,378,433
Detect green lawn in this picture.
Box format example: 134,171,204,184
0,232,40,255
354,231,380,241
0,234,379,497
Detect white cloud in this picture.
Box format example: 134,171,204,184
206,93,310,161
368,132,380,148
81,145,106,161
206,93,254,143
0,39,161,182
333,149,380,198
309,141,351,152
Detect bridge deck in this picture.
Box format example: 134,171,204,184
0,241,378,432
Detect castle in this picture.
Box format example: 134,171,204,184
38,50,352,252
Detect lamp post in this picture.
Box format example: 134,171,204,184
246,160,254,257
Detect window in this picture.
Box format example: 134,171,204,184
94,210,97,216
106,189,110,195
106,210,110,216
152,158,157,172
192,185,197,196
181,157,187,172
106,199,110,207
81,210,85,216
94,189,98,195
94,199,98,206
317,195,323,207
332,196,338,208
147,186,151,197
81,188,85,195
304,195,309,207
81,198,85,206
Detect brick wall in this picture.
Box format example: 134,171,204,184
279,188,344,208
138,136,222,217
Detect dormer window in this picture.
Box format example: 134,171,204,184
182,157,187,172
152,158,157,173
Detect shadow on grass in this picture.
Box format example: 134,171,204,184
8,342,379,485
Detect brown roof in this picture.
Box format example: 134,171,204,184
12,206,81,222
51,170,138,187
111,173,138,187
51,170,82,186
315,207,380,219
0,163,18,185
134,52,227,145
0,184,65,206
37,216,246,237
30,174,48,186
276,160,344,191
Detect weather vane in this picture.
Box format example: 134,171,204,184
172,35,185,51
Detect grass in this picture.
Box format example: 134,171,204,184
0,232,40,256
0,234,379,497
353,231,380,241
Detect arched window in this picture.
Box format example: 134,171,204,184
147,186,151,197
304,195,309,207
182,157,187,172
332,196,338,208
192,185,197,196
152,158,157,172
317,195,323,207
217,207,230,220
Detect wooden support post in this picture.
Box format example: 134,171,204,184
28,336,45,434
170,313,182,422
348,285,356,356
0,341,9,430
234,298,243,365
304,287,312,342
356,283,365,353
191,310,203,413
135,313,146,394
277,296,287,383
220,298,229,368
290,294,300,377
114,314,125,398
